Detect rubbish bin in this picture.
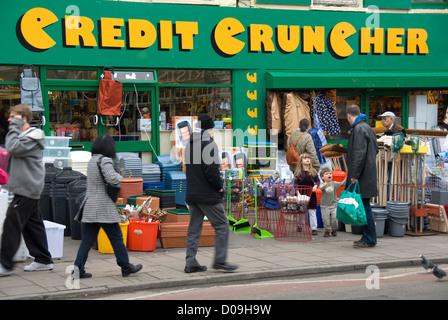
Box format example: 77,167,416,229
51,167,85,236
39,163,62,221
67,178,86,240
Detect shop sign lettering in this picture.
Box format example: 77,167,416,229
17,7,429,58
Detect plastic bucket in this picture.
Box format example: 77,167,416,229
127,219,159,252
372,207,388,238
388,216,408,237
386,201,409,237
97,222,129,254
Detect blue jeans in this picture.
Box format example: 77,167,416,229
74,223,129,272
360,198,377,247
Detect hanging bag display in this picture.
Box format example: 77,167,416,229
98,67,122,116
97,156,121,202
20,65,44,113
336,182,367,226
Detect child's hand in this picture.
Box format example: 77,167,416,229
312,185,317,192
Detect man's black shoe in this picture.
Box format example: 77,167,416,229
212,263,238,272
184,265,207,273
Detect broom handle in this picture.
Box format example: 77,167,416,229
254,178,257,225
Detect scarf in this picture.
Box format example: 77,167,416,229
349,114,367,132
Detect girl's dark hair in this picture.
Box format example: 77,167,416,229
299,118,310,132
91,134,116,158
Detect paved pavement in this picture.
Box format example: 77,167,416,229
1,228,447,300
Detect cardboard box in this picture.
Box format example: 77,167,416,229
159,222,214,248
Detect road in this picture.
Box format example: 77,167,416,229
98,265,448,300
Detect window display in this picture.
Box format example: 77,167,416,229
48,90,98,142
159,86,232,129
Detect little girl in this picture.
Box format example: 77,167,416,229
294,153,320,235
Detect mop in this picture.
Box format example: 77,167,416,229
233,175,251,234
252,178,274,239
226,173,237,229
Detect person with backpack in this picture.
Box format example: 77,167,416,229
286,118,320,173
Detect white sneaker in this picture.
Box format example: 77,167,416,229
0,263,12,277
24,262,53,272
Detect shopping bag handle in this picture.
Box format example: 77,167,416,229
345,181,360,194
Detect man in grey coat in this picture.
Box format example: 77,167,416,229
346,105,378,248
0,104,53,276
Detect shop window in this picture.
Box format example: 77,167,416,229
46,69,98,80
158,69,231,85
105,90,153,141
313,0,358,6
335,95,360,136
0,65,39,82
0,84,21,146
48,90,98,142
159,87,232,129
368,95,402,127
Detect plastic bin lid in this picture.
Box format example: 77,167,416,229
165,209,190,215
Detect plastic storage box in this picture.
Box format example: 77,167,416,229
43,220,66,259
44,136,71,148
43,147,71,158
97,222,129,254
43,157,71,169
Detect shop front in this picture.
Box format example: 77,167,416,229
1,0,448,159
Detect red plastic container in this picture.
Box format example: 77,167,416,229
332,169,347,197
127,219,159,251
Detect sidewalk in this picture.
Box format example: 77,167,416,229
1,229,447,300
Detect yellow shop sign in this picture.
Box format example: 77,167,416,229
17,7,429,58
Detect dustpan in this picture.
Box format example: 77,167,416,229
226,173,237,229
252,178,274,239
233,175,251,234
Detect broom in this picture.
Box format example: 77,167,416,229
226,173,237,229
252,178,274,239
233,175,251,234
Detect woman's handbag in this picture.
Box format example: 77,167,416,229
336,182,367,226
97,156,121,202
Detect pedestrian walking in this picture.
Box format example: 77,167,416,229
73,134,142,278
319,167,346,237
0,104,53,276
293,153,320,235
345,105,378,248
184,114,238,273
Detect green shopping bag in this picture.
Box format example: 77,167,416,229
336,182,367,226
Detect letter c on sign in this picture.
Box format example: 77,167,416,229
17,7,58,52
211,17,245,57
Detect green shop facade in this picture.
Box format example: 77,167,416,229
1,0,448,162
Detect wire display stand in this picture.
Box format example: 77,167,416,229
274,185,313,242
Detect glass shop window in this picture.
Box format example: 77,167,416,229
368,95,402,127
158,70,231,85
46,69,98,80
105,90,153,141
48,90,98,142
159,87,232,130
335,95,361,135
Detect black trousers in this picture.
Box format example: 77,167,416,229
1,195,53,270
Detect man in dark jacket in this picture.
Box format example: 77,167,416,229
184,114,238,273
346,105,378,248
